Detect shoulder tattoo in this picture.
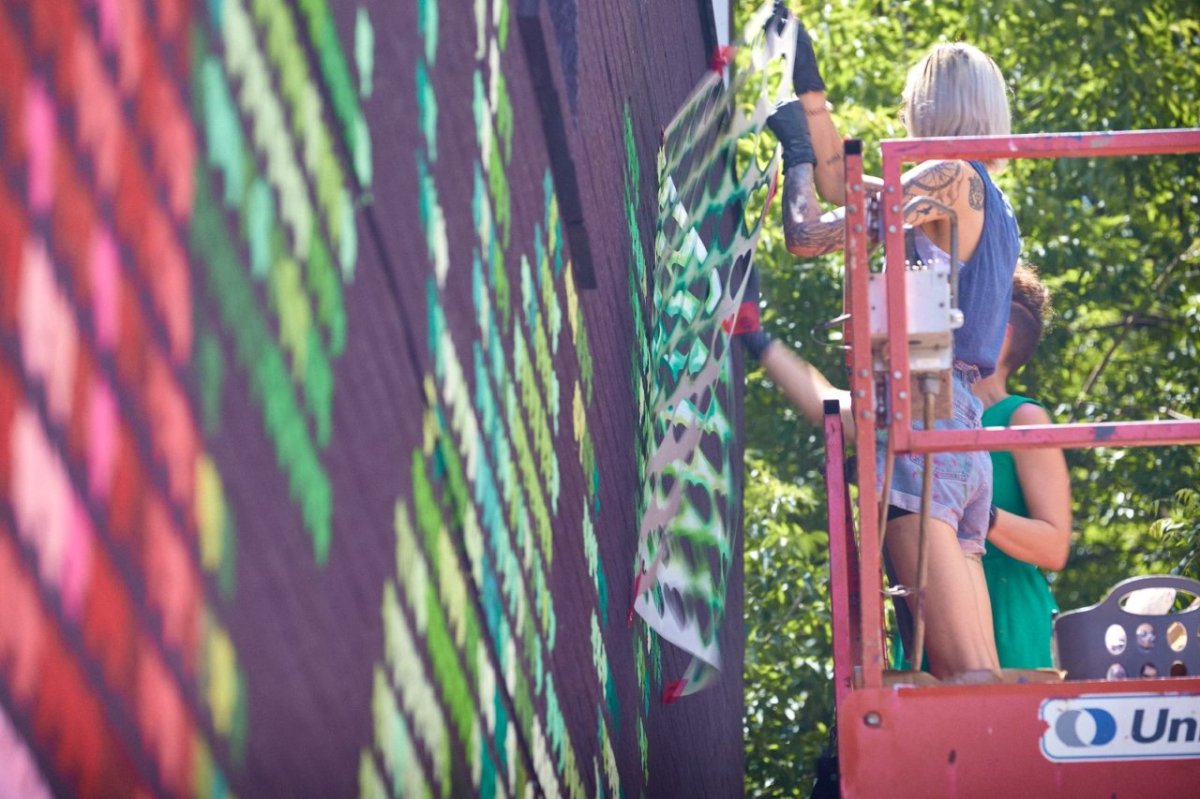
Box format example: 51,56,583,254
909,161,962,196
905,161,963,221
968,174,985,211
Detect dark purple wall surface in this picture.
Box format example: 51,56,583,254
0,0,744,795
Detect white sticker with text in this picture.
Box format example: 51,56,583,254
1041,693,1200,762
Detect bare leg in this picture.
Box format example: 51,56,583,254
964,554,999,662
884,514,1000,678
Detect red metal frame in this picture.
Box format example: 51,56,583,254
823,402,856,708
831,127,1200,797
883,128,1200,162
838,679,1200,797
910,420,1200,454
842,142,885,690
879,129,1200,455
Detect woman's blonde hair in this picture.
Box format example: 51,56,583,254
901,43,1011,166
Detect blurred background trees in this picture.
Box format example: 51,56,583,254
737,1,1200,794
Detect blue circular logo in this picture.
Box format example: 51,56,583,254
1055,708,1117,747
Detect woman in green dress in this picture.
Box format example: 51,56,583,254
972,263,1073,668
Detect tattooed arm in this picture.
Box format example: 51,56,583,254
799,95,851,205
783,158,985,259
782,162,847,257
803,99,890,204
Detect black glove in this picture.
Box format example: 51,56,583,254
766,100,816,171
726,257,774,360
767,2,826,95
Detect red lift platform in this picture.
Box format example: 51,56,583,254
824,128,1200,797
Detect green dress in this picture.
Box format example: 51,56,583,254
889,394,1059,670
980,394,1059,669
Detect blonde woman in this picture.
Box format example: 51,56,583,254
749,6,1021,679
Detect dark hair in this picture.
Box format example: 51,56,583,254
1004,262,1051,372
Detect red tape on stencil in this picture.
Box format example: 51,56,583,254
721,301,761,335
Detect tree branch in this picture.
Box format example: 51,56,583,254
1070,243,1198,420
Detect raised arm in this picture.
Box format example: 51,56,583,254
770,6,882,205
759,341,854,435
800,96,880,206
780,155,983,259
779,160,846,257
780,8,847,204
731,255,854,435
767,7,991,256
986,402,1073,570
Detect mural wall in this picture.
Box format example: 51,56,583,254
0,0,744,796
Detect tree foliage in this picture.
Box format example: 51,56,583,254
738,1,1200,794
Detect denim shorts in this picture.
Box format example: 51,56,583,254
878,370,992,556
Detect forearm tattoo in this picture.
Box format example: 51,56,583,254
782,163,845,256
782,160,971,257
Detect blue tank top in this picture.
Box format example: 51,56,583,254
914,161,1021,378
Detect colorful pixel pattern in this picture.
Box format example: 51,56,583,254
0,0,744,795
632,1,785,700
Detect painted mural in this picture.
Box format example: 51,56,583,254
0,0,743,796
